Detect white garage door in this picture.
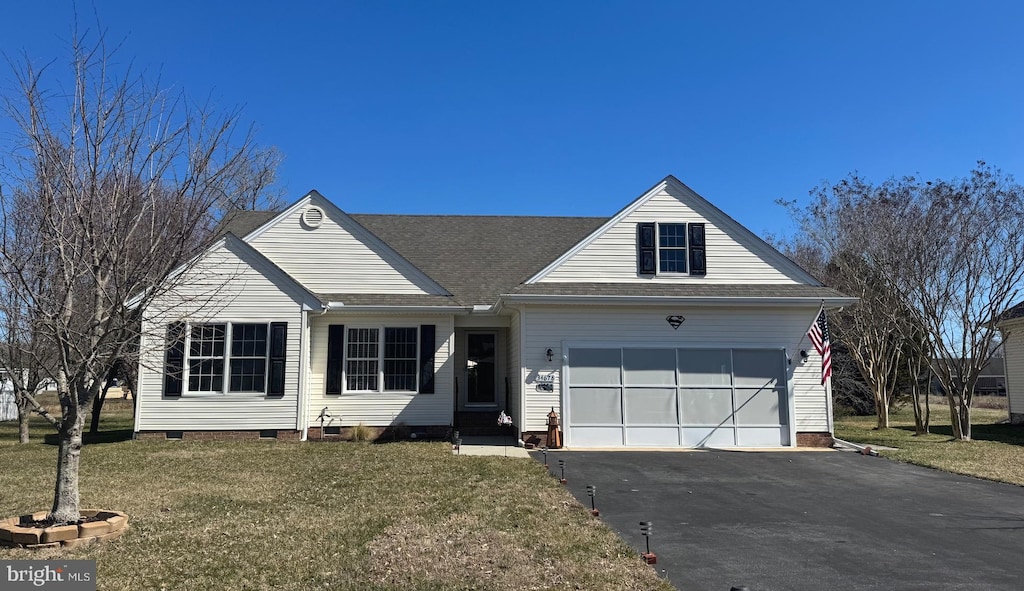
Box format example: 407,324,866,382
565,347,789,448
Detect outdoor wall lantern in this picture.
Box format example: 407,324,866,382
546,348,554,362
799,349,809,359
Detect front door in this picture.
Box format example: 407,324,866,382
466,332,497,406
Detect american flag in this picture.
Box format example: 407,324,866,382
807,307,832,385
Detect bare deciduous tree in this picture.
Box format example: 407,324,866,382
870,164,1024,440
0,26,282,523
785,163,1024,440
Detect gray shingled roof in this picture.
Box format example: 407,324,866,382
210,210,842,306
510,282,848,299
351,214,606,305
213,210,278,240
997,301,1024,323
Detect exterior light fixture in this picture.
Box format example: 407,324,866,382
546,348,554,362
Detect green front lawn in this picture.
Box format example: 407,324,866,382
835,399,1024,486
0,400,670,590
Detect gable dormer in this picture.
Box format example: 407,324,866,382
528,176,819,286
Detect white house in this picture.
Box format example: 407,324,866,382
134,176,854,448
997,301,1024,423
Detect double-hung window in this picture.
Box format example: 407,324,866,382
164,321,287,397
326,325,436,395
637,222,707,276
345,327,418,392
188,324,226,392
658,223,688,273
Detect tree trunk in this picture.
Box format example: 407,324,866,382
947,394,964,440
17,392,30,444
959,398,972,441
923,387,930,434
910,383,925,435
874,377,890,429
50,412,84,524
125,366,138,415
89,383,111,435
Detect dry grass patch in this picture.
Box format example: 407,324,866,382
0,403,669,590
835,400,1024,486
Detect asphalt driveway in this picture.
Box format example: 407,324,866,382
534,449,1024,591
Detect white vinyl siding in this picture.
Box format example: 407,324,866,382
1001,320,1024,418
519,305,829,438
248,200,445,294
538,184,808,284
308,314,454,427
135,240,306,432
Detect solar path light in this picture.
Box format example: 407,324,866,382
639,521,656,564
586,484,599,516
558,459,567,484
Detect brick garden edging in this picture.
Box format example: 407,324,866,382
0,510,128,549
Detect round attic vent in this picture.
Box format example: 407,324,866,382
301,206,324,228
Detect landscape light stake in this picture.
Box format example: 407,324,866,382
541,447,548,469
558,459,567,484
586,484,599,516
639,521,656,564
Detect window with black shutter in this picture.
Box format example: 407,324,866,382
419,324,436,394
165,321,288,396
636,222,709,276
327,325,435,394
688,223,707,276
637,222,656,275
164,322,186,397
326,324,345,395
267,322,287,396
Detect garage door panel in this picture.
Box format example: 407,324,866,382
624,388,677,424
682,426,736,447
568,348,621,384
626,427,680,446
569,387,622,424
737,427,786,446
678,349,732,386
732,349,785,387
680,388,734,425
734,387,784,425
572,427,624,447
623,348,676,385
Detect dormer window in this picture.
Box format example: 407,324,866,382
637,222,706,277
658,223,688,273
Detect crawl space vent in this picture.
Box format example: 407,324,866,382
301,206,324,228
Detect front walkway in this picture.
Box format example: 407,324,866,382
452,436,530,458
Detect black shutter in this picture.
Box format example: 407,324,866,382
689,223,706,276
637,222,656,275
164,322,185,397
267,322,287,397
326,324,345,395
419,325,436,394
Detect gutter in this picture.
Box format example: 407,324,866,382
325,302,472,314
497,294,858,308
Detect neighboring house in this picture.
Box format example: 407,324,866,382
997,301,1024,423
929,356,1007,397
134,176,854,448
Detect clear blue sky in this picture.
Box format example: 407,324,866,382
3,1,1023,237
